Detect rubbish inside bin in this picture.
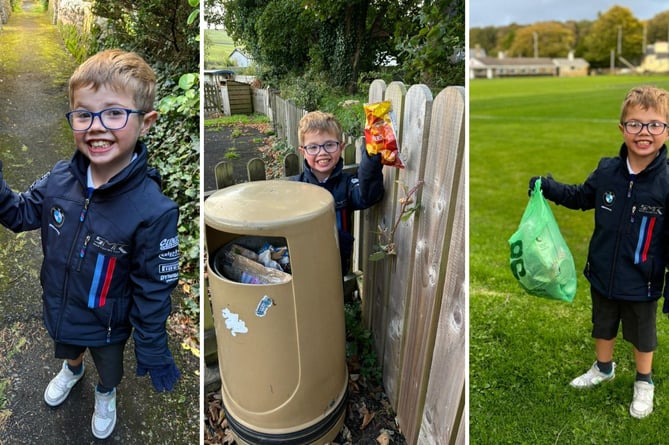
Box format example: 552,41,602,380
213,237,292,284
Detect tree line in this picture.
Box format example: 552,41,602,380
470,6,669,68
205,0,464,95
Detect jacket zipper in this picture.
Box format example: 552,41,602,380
609,179,635,296
56,191,93,338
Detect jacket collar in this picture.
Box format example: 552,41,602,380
69,142,159,193
618,143,668,176
301,158,344,184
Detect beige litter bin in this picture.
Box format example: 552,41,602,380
205,180,348,445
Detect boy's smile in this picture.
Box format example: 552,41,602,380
299,131,344,182
70,84,156,186
619,105,669,172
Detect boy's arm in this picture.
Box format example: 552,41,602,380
349,147,384,209
0,161,47,232
130,206,181,391
530,167,599,211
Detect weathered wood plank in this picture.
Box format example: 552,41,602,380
247,157,266,181
382,84,433,407
418,168,466,445
396,86,465,444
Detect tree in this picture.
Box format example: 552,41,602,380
583,6,643,68
508,22,575,58
92,0,198,72
397,0,465,88
208,0,463,92
646,11,669,44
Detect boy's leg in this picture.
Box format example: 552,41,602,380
571,289,619,388
89,341,126,440
570,337,616,388
44,344,87,407
623,300,657,419
634,349,653,376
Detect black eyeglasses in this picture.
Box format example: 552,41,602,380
622,120,669,135
301,141,341,156
66,108,146,132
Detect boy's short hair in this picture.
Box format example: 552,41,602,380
620,85,669,123
298,111,343,146
68,49,156,112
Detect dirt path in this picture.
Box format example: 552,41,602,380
0,3,199,443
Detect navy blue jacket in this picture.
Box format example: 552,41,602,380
542,144,669,302
0,143,179,368
290,147,384,273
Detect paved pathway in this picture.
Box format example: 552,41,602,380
0,3,199,443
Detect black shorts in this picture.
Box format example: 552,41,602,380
591,288,657,352
54,341,127,388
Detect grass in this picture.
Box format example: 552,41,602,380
204,29,236,69
470,74,669,444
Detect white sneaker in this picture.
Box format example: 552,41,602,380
92,387,117,439
569,362,615,388
630,381,654,419
44,360,85,406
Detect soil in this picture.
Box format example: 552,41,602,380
0,3,199,443
203,123,275,192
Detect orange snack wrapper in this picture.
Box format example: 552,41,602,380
364,101,404,168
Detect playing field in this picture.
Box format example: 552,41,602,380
469,74,669,444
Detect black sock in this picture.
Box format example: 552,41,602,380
67,362,83,375
596,360,613,374
96,383,114,394
636,372,653,384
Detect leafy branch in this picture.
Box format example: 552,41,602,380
369,180,424,261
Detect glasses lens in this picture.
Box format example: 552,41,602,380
323,142,340,153
100,108,130,130
304,145,319,155
68,111,92,131
625,121,642,134
648,122,666,135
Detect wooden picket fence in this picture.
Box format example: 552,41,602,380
205,80,466,444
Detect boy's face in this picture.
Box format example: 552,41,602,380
298,130,344,181
70,84,157,181
619,105,669,166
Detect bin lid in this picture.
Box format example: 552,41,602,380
204,180,334,232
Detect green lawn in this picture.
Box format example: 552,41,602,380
470,75,669,444
204,29,235,69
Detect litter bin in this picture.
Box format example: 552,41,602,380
205,180,348,445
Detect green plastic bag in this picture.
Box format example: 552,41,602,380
508,179,577,302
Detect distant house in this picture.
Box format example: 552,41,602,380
229,48,253,68
553,51,589,77
639,41,669,74
469,54,556,79
469,48,589,79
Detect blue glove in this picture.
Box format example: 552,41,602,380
137,360,181,392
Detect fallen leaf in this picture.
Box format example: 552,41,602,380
361,409,376,429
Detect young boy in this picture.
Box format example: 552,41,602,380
530,85,669,419
0,49,180,439
290,111,385,274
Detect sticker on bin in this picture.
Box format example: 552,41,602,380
221,308,248,336
256,295,273,317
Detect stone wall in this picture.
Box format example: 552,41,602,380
54,0,93,32
0,0,11,25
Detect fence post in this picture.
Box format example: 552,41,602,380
396,86,465,444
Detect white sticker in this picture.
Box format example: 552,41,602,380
221,308,248,336
255,295,273,317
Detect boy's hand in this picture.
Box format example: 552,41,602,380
137,360,181,392
528,174,553,196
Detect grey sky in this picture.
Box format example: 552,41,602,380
470,1,668,28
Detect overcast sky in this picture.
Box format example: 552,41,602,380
470,1,668,28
